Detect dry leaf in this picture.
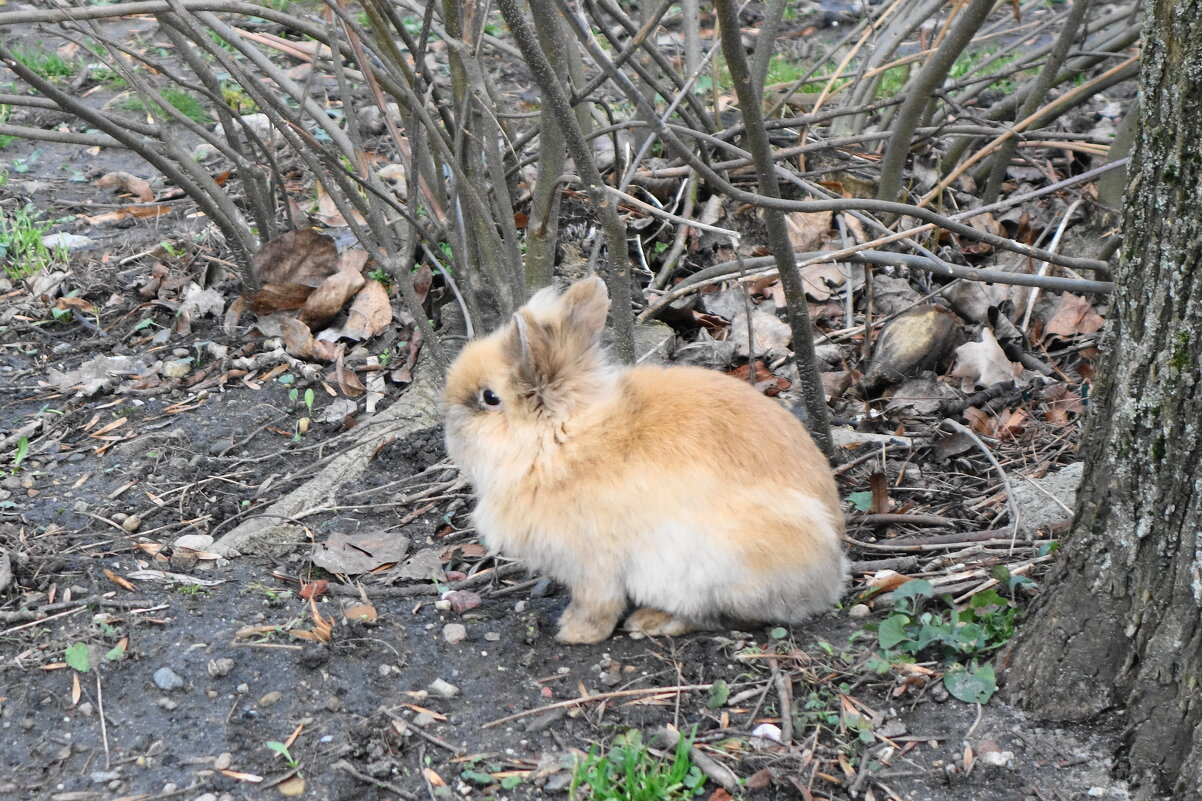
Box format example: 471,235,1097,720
103,568,136,592
728,310,791,357
280,317,338,362
785,210,833,251
255,229,339,287
245,282,313,315
798,262,850,301
342,279,392,340
342,603,378,622
1043,293,1105,341
948,328,1022,391
298,580,329,600
83,205,174,225
313,181,366,227
312,531,411,575
277,775,305,796
298,250,368,330
95,171,154,202
334,347,366,396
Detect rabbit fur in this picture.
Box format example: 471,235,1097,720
443,276,848,644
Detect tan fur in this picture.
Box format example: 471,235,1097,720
443,276,848,644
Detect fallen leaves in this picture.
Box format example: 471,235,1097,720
949,328,1023,392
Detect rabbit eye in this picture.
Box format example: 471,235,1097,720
480,388,502,408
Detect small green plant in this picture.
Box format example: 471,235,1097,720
0,105,14,149
0,205,63,280
175,583,206,596
11,45,75,80
266,741,301,771
9,437,28,473
120,88,212,124
368,267,392,287
570,729,706,801
64,640,124,673
867,576,1029,703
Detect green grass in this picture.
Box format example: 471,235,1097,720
0,205,63,281
11,45,75,80
120,88,212,125
0,105,14,149
570,729,706,801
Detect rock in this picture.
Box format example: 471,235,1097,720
259,691,282,707
122,515,142,533
152,667,184,691
443,590,481,615
207,658,235,678
175,533,215,551
530,578,553,598
42,232,96,251
442,623,467,644
1011,462,1083,536
209,439,234,456
78,702,94,717
412,711,437,727
847,603,870,619
979,749,1015,768
428,678,460,699
484,632,501,642
161,359,193,379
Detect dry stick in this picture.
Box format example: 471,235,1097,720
981,0,1093,204
482,684,714,728
334,760,419,801
876,0,997,204
768,656,794,744
940,419,1022,551
655,726,741,794
496,0,635,362
1020,198,1083,334
922,54,1141,206
714,0,832,454
97,673,111,769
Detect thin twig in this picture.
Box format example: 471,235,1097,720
482,684,714,729
940,419,1022,551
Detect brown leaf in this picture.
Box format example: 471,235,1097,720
280,317,338,362
254,229,339,287
298,580,329,600
103,568,136,592
298,250,368,330
244,282,313,315
312,530,410,575
1043,293,1105,341
411,263,433,305
342,279,393,340
342,603,378,622
335,347,367,396
96,171,154,202
313,181,366,227
798,262,849,302
785,210,833,252
83,205,173,225
862,305,962,393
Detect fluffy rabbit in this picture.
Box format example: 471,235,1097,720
443,276,848,644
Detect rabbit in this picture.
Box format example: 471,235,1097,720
443,276,849,644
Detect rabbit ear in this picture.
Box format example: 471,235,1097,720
555,276,610,344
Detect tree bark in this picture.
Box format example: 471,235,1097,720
1002,0,1202,797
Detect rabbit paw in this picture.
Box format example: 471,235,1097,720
623,607,695,638
556,600,623,644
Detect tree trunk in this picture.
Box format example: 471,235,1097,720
1002,1,1202,797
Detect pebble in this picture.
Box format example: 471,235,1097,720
175,533,214,551
514,601,526,612
152,667,184,691
77,702,94,717
428,678,460,699
259,691,282,707
122,515,142,533
848,603,870,618
530,578,553,598
172,348,190,358
162,359,193,378
209,439,234,456
42,232,95,251
412,711,437,727
90,770,120,783
157,698,178,711
443,590,481,614
207,658,235,678
193,793,218,801
236,683,249,694
978,749,1014,768
484,632,501,642
214,753,232,770
442,623,467,644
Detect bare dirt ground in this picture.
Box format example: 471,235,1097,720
0,4,1155,801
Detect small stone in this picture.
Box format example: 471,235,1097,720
428,678,460,699
530,578,553,598
175,533,214,551
514,601,526,612
172,348,190,358
443,590,481,615
484,632,501,642
412,711,437,727
161,784,177,794
207,658,235,678
236,683,249,694
153,667,184,691
161,359,193,378
209,439,234,456
978,750,1014,769
214,753,232,770
259,691,282,707
122,515,142,533
42,232,95,251
73,500,89,514
192,793,218,801
442,623,467,644
847,603,870,618
433,599,451,611
157,698,178,711
77,702,94,717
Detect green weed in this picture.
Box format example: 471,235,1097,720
11,46,75,80
570,729,706,801
863,574,1030,703
0,205,63,280
120,88,212,125
0,105,14,149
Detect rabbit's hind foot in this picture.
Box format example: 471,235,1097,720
555,596,624,644
623,608,695,639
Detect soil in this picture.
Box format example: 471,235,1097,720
0,5,1154,801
